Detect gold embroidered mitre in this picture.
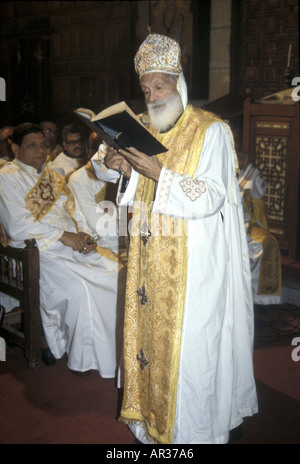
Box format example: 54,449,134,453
134,33,182,77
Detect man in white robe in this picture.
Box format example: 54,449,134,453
0,123,126,376
68,142,127,257
92,34,258,444
238,149,282,305
48,124,88,178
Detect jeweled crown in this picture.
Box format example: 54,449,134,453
134,33,182,77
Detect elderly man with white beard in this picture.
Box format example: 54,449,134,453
92,33,258,445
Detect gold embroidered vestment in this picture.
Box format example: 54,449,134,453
1,167,75,246
243,191,281,296
119,105,220,443
25,167,75,220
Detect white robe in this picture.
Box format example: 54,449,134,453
68,166,125,254
92,122,258,444
239,164,282,305
47,151,82,177
0,160,126,377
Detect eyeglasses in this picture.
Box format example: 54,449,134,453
65,138,84,146
45,128,58,135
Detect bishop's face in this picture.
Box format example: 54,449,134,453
140,72,183,132
12,132,47,173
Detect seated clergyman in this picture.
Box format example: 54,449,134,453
0,122,126,376
237,148,282,305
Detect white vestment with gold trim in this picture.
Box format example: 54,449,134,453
0,159,126,376
93,121,258,444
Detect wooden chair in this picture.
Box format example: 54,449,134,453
0,239,41,369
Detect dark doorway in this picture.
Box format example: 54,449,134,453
10,36,51,125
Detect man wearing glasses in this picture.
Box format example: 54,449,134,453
0,122,126,375
48,124,88,178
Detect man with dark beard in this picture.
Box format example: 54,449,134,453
92,33,258,444
48,124,88,178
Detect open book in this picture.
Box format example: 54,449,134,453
74,101,167,156
256,88,295,105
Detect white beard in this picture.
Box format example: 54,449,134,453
147,92,183,132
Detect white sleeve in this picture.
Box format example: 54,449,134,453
251,172,267,199
68,174,106,234
91,144,120,183
152,122,234,220
116,169,140,206
0,175,64,248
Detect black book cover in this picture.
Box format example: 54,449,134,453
74,106,167,157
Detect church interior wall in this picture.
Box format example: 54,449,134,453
0,2,299,256
0,1,298,127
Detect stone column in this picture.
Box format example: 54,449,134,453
209,0,232,101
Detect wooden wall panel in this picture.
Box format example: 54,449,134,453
0,1,208,127
50,2,135,125
0,1,136,128
243,99,300,258
240,0,299,100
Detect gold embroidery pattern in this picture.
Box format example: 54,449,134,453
248,224,281,296
179,177,206,201
61,182,76,218
93,145,109,172
94,186,107,205
134,33,182,77
155,169,174,213
95,245,126,266
120,105,220,444
25,168,75,221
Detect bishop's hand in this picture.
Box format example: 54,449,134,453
118,147,162,182
105,147,132,178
